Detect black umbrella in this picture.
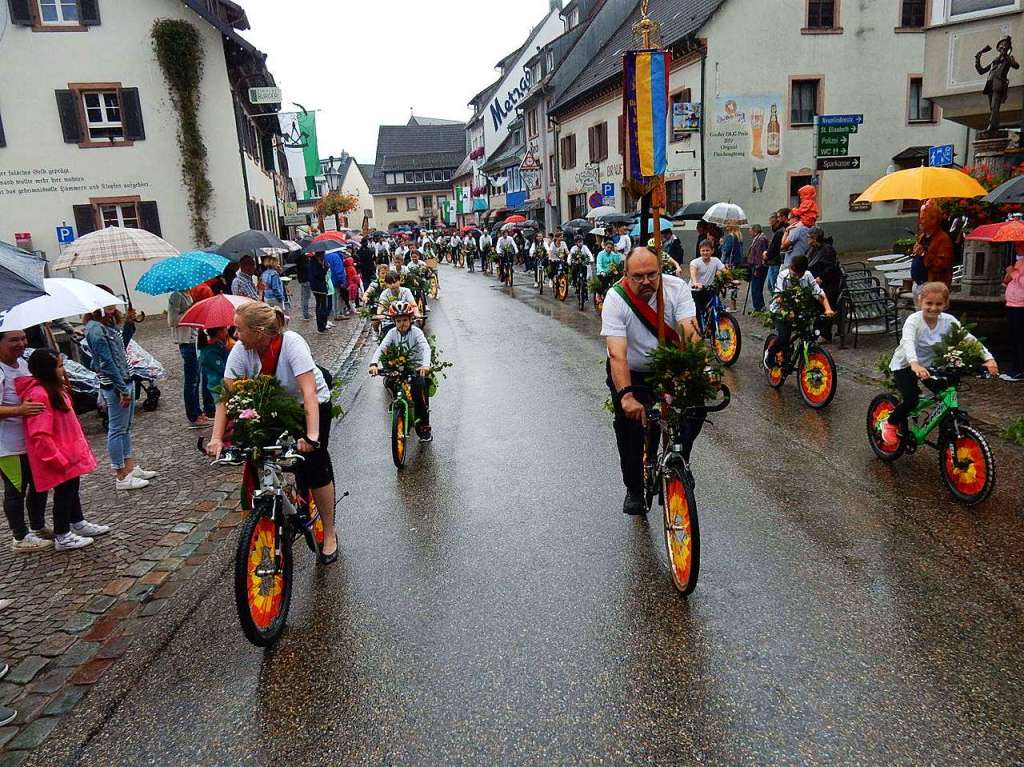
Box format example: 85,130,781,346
213,230,290,260
983,175,1024,205
597,213,636,225
562,218,594,234
673,200,720,220
301,240,344,255
0,241,47,313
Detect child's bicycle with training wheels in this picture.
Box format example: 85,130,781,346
698,285,742,366
638,383,731,595
763,313,837,409
204,435,342,647
382,369,421,469
866,366,995,505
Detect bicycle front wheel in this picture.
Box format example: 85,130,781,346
430,274,439,299
235,509,293,647
798,345,837,409
555,274,568,301
712,313,742,366
663,469,700,595
391,404,409,469
866,393,905,461
939,424,995,506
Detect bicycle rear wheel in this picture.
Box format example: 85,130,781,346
555,274,569,301
763,335,786,389
663,469,700,595
391,404,409,469
866,393,906,461
577,278,587,311
798,345,837,409
712,313,742,366
430,274,439,299
234,509,292,647
939,424,995,506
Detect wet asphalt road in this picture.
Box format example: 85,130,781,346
42,265,1024,766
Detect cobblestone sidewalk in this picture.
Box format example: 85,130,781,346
0,313,366,763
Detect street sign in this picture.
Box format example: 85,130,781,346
817,134,849,154
248,87,282,105
818,124,857,135
929,144,954,167
817,114,864,127
588,192,604,209
601,182,615,198
282,214,307,226
817,156,861,171
56,225,75,244
519,152,541,172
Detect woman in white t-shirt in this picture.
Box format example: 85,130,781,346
206,303,339,563
0,330,51,552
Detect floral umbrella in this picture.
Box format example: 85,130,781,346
965,219,1024,242
504,214,527,224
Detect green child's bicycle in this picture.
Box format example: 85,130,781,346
382,369,421,469
866,366,995,505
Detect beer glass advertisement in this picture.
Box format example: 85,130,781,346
671,102,701,140
709,96,784,162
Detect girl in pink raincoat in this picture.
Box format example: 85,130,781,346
16,349,110,551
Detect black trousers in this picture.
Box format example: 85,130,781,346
887,366,950,427
1008,306,1024,376
2,454,47,540
313,291,330,332
52,476,85,536
605,363,703,491
692,288,713,331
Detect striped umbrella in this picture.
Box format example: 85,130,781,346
135,252,229,296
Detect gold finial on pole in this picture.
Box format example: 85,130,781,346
633,0,659,48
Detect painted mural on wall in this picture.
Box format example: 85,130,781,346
709,96,784,162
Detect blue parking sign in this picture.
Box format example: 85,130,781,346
56,226,75,244
602,182,615,198
929,144,954,167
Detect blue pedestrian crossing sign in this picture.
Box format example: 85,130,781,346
929,144,954,167
56,225,75,244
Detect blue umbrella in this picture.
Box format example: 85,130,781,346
629,217,675,237
135,252,229,296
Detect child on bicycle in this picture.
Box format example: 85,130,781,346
880,282,997,446
368,301,433,442
689,239,726,329
568,235,593,288
763,254,835,367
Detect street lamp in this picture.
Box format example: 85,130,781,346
323,155,341,191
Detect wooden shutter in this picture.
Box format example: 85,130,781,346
618,114,624,155
139,201,161,237
587,126,596,163
260,131,275,173
56,90,83,143
7,0,32,25
599,123,608,161
78,0,101,25
73,204,98,236
120,88,145,140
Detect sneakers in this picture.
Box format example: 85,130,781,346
115,475,149,491
999,372,1024,382
55,532,93,551
325,321,335,329
30,526,54,540
0,705,15,728
10,532,52,553
623,487,647,516
417,426,433,443
880,419,901,447
131,466,158,480
72,520,110,537
762,347,772,369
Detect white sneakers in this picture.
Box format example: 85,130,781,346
55,532,93,551
11,532,51,553
72,520,110,537
131,466,158,480
115,475,149,491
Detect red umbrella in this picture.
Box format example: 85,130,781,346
312,232,346,245
966,219,1024,242
178,294,255,329
504,214,527,224
461,225,478,234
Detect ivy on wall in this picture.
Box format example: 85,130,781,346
152,19,212,246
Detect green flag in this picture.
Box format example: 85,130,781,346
299,112,320,201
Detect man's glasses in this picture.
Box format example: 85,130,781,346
627,271,660,284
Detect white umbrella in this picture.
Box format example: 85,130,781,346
53,226,179,307
586,205,618,220
702,203,748,226
590,227,607,237
0,278,124,332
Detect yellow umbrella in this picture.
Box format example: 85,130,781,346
855,167,987,203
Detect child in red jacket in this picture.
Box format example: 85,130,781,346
345,255,361,307
17,349,110,551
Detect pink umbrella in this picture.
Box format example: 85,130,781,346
178,294,254,329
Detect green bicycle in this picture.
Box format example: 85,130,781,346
382,369,421,468
866,366,995,505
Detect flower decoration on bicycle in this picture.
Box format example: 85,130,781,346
646,339,723,413
223,376,306,452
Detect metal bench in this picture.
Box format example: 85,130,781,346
836,278,900,349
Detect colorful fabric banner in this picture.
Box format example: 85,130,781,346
278,111,321,201
623,49,671,195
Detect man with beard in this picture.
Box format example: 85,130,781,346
601,247,702,516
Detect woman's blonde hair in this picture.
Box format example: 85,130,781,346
235,301,285,336
919,281,950,302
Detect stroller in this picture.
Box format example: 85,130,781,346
66,338,166,428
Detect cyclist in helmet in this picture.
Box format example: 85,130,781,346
368,301,433,441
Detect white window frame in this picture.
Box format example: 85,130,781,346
99,203,140,229
385,173,395,185
37,0,79,26
943,0,1019,24
395,172,404,184
82,90,124,141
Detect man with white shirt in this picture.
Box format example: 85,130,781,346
496,231,518,281
478,230,494,273
373,236,391,265
614,224,633,258
601,248,702,515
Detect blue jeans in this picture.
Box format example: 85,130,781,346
300,283,312,319
101,386,134,469
179,344,212,422
766,265,780,297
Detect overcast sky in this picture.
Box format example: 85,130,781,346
239,0,553,164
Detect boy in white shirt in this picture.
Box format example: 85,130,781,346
369,301,433,441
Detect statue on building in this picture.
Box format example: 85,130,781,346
975,36,1019,136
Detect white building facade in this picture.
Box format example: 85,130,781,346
0,0,281,313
